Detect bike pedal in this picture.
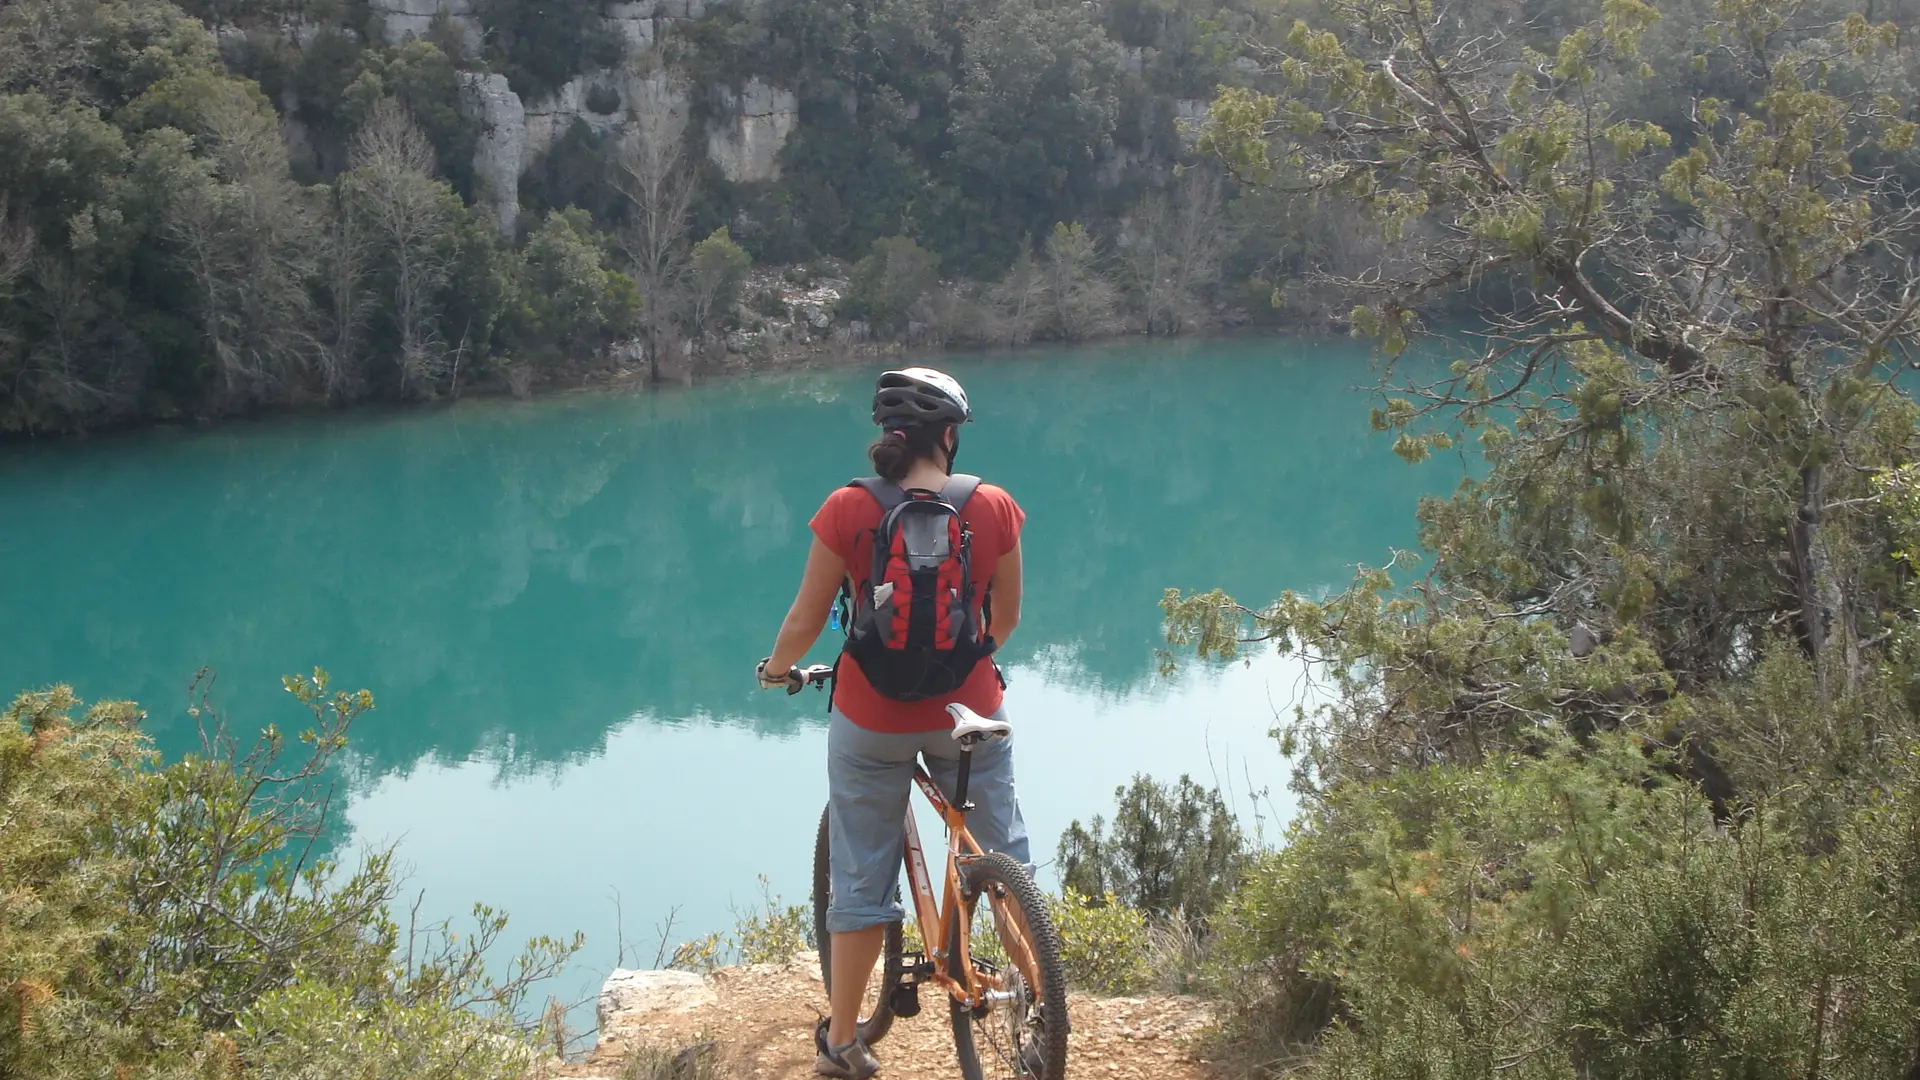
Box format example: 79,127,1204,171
889,982,921,1018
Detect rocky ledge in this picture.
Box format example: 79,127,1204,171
556,952,1217,1079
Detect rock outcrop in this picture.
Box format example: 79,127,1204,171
368,0,481,51
705,77,799,184
460,72,525,237
597,968,719,1039
602,0,706,50
569,953,1218,1080
459,59,788,237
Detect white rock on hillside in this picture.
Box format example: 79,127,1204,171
460,72,525,238
706,77,798,184
603,1,659,50
368,0,481,51
597,969,718,1037
523,73,628,163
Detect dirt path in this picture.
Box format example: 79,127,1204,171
565,953,1218,1079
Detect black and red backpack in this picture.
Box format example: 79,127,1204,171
836,474,998,701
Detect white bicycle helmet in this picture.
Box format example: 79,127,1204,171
873,367,971,428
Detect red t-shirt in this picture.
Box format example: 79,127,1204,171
810,480,1025,733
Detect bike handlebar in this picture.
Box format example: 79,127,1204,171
772,663,836,695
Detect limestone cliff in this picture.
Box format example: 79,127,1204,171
374,0,799,237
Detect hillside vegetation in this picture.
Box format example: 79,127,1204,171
0,0,1338,433
1161,0,1920,1072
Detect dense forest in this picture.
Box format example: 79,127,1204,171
0,0,1347,433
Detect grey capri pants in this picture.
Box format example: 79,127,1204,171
823,709,1033,934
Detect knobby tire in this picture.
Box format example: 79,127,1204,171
813,805,905,1046
949,852,1070,1080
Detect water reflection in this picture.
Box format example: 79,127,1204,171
2,338,1438,771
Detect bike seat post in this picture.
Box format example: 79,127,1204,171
954,738,977,812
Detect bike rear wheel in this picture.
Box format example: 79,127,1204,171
813,805,905,1046
949,852,1070,1080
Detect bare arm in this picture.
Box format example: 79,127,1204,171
765,536,848,677
988,540,1021,644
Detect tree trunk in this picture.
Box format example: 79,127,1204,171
1788,460,1830,682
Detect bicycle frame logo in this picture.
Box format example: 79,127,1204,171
901,762,1042,1009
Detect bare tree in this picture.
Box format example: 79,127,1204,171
611,86,695,381
316,185,374,401
0,201,32,406
341,100,458,397
984,251,1049,346
1125,169,1228,336
166,84,320,404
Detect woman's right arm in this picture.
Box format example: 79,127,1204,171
988,540,1021,644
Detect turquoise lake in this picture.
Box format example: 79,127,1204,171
0,336,1462,1016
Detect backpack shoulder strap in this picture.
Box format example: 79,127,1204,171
939,473,983,511
847,476,909,513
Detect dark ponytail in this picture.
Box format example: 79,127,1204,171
868,425,952,482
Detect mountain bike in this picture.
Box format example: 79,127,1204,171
788,664,1069,1080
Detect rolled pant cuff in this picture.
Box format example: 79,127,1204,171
825,905,905,935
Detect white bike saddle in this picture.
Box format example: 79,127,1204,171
946,703,1013,742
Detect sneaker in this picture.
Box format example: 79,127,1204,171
814,1018,881,1079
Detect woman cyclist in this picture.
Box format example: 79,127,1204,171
757,367,1032,1079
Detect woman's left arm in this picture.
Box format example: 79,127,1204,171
764,536,848,677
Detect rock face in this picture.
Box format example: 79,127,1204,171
706,77,799,184
460,72,525,238
597,968,718,1039
523,72,624,163
457,61,789,236
602,0,705,50
368,0,481,52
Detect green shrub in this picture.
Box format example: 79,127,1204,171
0,675,579,1079
687,227,752,334
1203,733,1920,1078
1058,774,1245,923
1049,889,1153,996
730,876,813,965
504,208,640,368
838,235,939,333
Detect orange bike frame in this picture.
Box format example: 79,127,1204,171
900,764,1042,1009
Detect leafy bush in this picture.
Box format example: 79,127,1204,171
503,208,641,369
838,235,939,333
1202,732,1920,1077
1049,889,1153,995
730,876,813,965
1058,773,1244,923
687,227,752,334
0,674,578,1079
